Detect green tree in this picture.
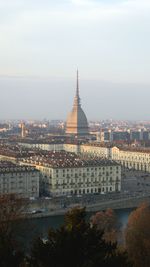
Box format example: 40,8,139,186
29,207,131,267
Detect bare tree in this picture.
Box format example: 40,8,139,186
125,202,150,267
0,194,29,267
90,208,120,243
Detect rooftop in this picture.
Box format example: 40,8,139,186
0,161,38,173
82,142,112,148
116,146,150,154
22,151,119,168
0,144,62,158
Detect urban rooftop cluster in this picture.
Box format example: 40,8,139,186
0,161,37,173
117,146,150,153
0,144,56,158
23,151,118,168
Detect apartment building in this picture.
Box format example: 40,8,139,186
0,161,40,198
22,151,121,196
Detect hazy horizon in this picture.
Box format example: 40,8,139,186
0,0,150,120
0,75,150,121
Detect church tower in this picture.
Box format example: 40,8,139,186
21,122,26,138
66,71,89,136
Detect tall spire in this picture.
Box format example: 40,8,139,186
66,71,89,136
76,69,79,97
74,69,80,107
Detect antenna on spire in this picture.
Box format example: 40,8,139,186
74,69,81,107
76,69,79,97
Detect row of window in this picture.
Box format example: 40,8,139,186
53,177,119,183
55,166,119,173
54,186,116,195
59,171,119,178
54,183,117,189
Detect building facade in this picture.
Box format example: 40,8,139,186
0,162,40,198
22,152,121,196
111,146,150,172
3,141,150,174
80,144,110,159
19,142,63,151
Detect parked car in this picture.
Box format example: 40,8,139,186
29,197,36,200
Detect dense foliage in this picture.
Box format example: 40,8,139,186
0,194,26,267
2,195,150,267
125,202,150,267
90,208,120,243
28,207,131,267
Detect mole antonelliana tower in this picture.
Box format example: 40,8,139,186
66,71,89,136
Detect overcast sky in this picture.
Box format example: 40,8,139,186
0,0,150,120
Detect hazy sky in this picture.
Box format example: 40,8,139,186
0,0,150,120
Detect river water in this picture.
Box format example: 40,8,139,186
22,208,134,247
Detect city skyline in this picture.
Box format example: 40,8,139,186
0,76,150,121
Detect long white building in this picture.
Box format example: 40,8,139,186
111,146,150,172
19,141,110,159
18,142,63,151
64,144,150,173
12,139,150,173
21,151,121,196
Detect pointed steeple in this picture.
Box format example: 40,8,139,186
74,69,80,107
76,69,79,97
66,71,89,136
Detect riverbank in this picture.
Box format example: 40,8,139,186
27,193,150,219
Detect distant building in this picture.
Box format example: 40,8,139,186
96,129,150,143
130,130,142,141
17,137,150,174
111,146,150,172
80,143,110,159
19,141,64,151
0,144,38,163
66,71,89,136
21,122,26,138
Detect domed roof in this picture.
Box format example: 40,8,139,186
66,71,89,136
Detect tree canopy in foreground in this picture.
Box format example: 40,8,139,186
125,202,150,267
29,207,131,267
0,194,27,267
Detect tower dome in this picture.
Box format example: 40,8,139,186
66,71,89,136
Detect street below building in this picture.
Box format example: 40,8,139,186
26,168,150,218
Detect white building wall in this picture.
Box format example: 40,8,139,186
18,142,64,151
111,146,150,172
24,162,121,196
63,144,79,153
80,145,109,159
0,168,39,198
49,165,121,196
